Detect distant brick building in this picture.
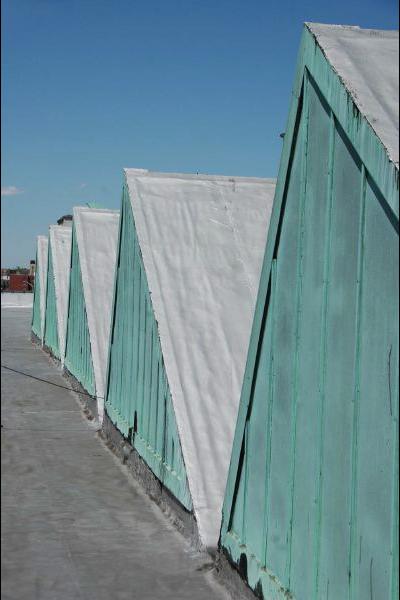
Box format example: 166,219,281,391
9,273,34,292
1,262,35,292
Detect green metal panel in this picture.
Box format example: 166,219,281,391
221,28,398,600
43,244,60,359
64,224,96,396
105,185,192,511
31,249,42,338
354,175,399,600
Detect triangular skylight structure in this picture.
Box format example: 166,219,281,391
64,207,119,419
105,169,276,549
220,23,399,600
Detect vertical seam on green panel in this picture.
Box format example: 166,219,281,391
141,293,148,433
64,226,74,363
152,331,159,451
128,200,136,430
262,258,277,566
220,75,306,540
348,163,367,600
44,248,50,347
105,187,124,410
139,267,145,431
391,361,399,599
287,70,310,586
43,243,50,343
134,232,140,422
44,245,60,358
162,377,168,481
64,226,95,396
241,423,249,545
147,313,153,441
120,193,126,422
154,360,160,454
313,109,336,599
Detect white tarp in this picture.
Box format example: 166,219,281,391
125,169,276,548
1,293,33,308
37,236,48,341
73,207,120,422
306,23,399,166
49,224,72,365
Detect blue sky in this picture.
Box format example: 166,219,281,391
1,0,398,267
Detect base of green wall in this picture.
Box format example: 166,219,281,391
63,367,98,422
215,549,273,600
43,343,61,365
101,411,201,549
220,531,293,600
30,331,42,346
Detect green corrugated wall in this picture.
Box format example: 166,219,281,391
221,27,399,600
64,225,96,396
31,249,42,339
105,185,192,511
43,244,60,359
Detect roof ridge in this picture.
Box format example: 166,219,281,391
124,168,276,184
305,22,399,38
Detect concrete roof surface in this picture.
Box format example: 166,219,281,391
1,308,230,600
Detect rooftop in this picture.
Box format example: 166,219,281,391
306,23,399,166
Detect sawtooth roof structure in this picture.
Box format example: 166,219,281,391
65,207,119,420
105,169,276,549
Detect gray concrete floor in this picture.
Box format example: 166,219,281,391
1,308,231,600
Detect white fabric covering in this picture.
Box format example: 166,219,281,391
306,23,399,166
125,169,276,548
73,207,119,421
49,224,72,365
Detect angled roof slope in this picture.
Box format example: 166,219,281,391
306,23,399,167
124,169,276,548
49,224,72,364
73,207,119,420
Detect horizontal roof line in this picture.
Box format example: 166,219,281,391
123,168,276,185
305,22,399,38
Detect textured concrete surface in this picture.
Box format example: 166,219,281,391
1,308,231,600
